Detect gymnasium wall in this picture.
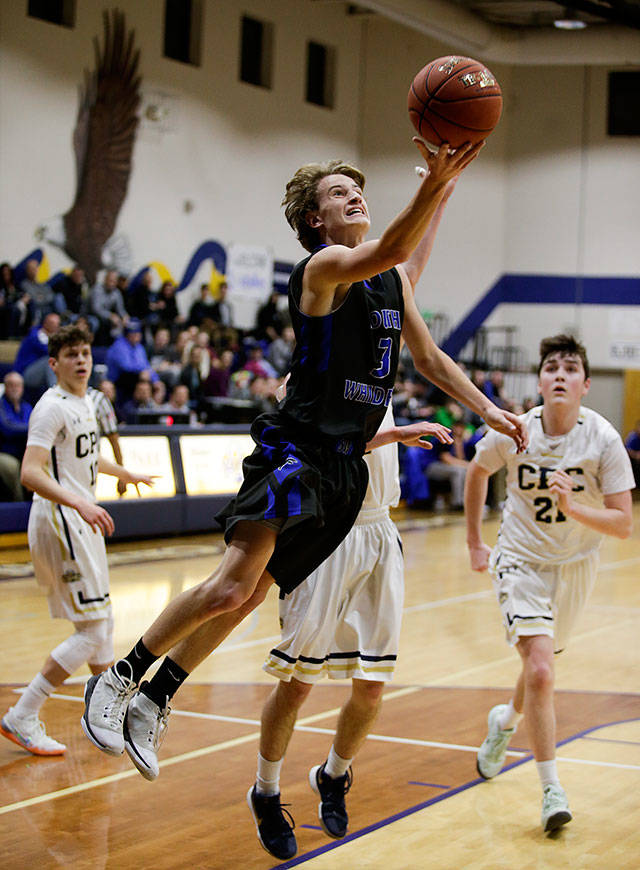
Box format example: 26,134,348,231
1,1,638,378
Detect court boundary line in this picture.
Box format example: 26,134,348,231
272,715,640,869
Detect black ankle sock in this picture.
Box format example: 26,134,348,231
141,657,189,708
115,638,158,684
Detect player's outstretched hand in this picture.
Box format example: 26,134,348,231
468,541,492,572
413,138,484,182
483,407,529,453
118,471,157,497
395,421,453,449
76,500,115,537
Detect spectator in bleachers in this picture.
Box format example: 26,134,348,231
254,290,283,342
243,341,279,380
487,369,508,408
13,312,60,402
624,420,640,487
179,346,205,407
188,284,217,328
433,398,465,429
267,324,295,376
210,281,234,328
522,396,538,413
58,265,88,320
90,269,129,345
203,348,234,398
155,281,186,336
249,375,281,414
425,420,472,510
160,384,194,423
1,262,32,337
120,377,158,425
127,269,159,328
19,259,63,323
392,377,434,424
0,371,32,501
148,327,181,389
152,379,167,406
106,319,158,402
194,330,215,380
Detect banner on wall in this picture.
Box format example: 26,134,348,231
226,244,274,330
608,310,640,367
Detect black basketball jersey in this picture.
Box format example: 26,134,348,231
280,251,404,450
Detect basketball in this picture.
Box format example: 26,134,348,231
408,56,502,149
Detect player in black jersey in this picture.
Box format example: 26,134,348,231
82,140,528,782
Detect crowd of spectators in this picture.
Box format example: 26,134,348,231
2,259,637,507
0,262,296,500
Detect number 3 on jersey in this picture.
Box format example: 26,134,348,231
371,337,392,379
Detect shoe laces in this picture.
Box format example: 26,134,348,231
147,703,170,751
543,784,565,807
320,765,353,802
102,667,136,727
258,793,295,833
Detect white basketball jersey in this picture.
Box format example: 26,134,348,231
474,405,635,563
27,386,100,504
360,403,400,513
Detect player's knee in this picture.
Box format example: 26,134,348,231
197,575,254,617
525,658,554,693
50,617,114,674
279,677,312,707
352,679,384,709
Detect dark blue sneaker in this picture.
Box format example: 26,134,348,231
309,762,352,839
246,785,297,860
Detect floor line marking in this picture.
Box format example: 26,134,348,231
558,756,640,771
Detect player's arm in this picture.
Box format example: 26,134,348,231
464,459,493,571
399,173,458,290
366,420,452,451
549,471,633,539
303,142,482,303
400,284,528,451
104,431,128,496
97,455,155,494
21,445,114,535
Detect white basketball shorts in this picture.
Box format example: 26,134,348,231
263,510,404,683
489,548,599,652
28,499,112,623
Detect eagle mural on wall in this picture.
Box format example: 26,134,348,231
36,8,141,283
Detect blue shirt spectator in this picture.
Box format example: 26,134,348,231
0,372,32,458
0,371,32,501
106,320,158,400
13,314,61,374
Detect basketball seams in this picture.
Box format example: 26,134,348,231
424,61,477,99
410,82,427,109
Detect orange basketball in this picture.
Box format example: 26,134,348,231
408,56,502,149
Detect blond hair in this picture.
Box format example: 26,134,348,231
282,160,365,252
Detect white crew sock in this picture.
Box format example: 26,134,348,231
13,673,56,717
536,759,560,788
499,699,524,731
256,753,283,796
324,744,353,779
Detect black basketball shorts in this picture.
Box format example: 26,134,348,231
215,413,369,594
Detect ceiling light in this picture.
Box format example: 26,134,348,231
554,8,588,29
